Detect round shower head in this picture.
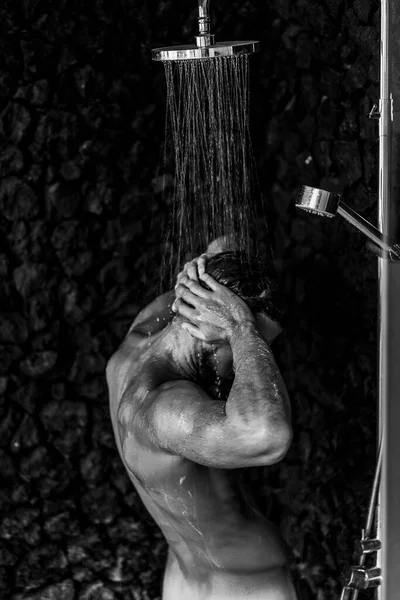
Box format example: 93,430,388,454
152,40,260,62
153,1,259,61
296,185,341,218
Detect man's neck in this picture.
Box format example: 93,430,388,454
159,321,202,382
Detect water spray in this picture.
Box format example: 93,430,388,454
151,0,259,61
152,0,261,290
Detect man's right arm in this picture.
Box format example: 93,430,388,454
226,320,292,450
119,309,292,470
121,352,291,471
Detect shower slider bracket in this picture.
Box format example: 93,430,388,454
354,536,382,555
367,103,381,119
340,565,382,590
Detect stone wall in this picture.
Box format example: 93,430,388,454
0,0,380,599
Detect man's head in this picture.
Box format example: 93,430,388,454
198,251,285,325
172,251,285,350
171,251,285,396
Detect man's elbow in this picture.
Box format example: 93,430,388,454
259,423,293,465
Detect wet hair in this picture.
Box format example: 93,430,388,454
200,251,285,324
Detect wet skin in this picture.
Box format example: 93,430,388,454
106,273,297,599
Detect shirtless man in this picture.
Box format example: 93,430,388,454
106,244,298,600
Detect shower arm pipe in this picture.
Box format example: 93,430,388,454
337,202,394,253
198,0,210,34
196,0,215,47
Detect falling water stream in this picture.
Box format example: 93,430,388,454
211,344,222,400
160,55,263,289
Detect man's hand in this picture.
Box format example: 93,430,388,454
175,253,210,288
174,235,237,289
173,272,255,343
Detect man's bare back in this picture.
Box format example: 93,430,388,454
106,254,298,600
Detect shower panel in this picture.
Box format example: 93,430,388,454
295,1,400,598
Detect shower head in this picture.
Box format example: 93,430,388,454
152,0,259,61
296,186,340,218
296,185,400,259
152,41,260,62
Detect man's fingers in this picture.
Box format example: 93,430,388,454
199,271,220,291
181,322,207,341
177,274,193,288
174,252,213,289
197,255,208,277
175,272,184,289
175,285,206,308
173,297,198,321
181,278,211,299
175,260,198,288
187,263,198,281
175,276,211,300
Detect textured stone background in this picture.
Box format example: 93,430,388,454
0,0,380,599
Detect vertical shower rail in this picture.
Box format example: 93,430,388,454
379,0,400,599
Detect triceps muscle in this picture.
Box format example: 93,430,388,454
226,323,291,440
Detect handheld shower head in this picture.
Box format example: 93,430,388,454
295,186,340,218
152,0,259,61
296,185,400,260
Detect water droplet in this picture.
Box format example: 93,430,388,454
211,344,222,399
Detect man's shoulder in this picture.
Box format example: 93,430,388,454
106,332,148,384
113,371,199,428
117,378,204,453
127,291,175,335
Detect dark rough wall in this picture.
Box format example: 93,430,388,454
0,1,380,599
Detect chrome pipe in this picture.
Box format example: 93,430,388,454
380,0,400,598
350,443,383,600
365,442,383,538
376,1,390,598
198,0,210,32
295,186,400,258
196,0,215,47
337,204,392,254
339,443,383,600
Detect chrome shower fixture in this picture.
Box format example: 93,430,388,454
151,0,259,61
296,185,400,260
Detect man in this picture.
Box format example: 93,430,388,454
106,243,298,600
